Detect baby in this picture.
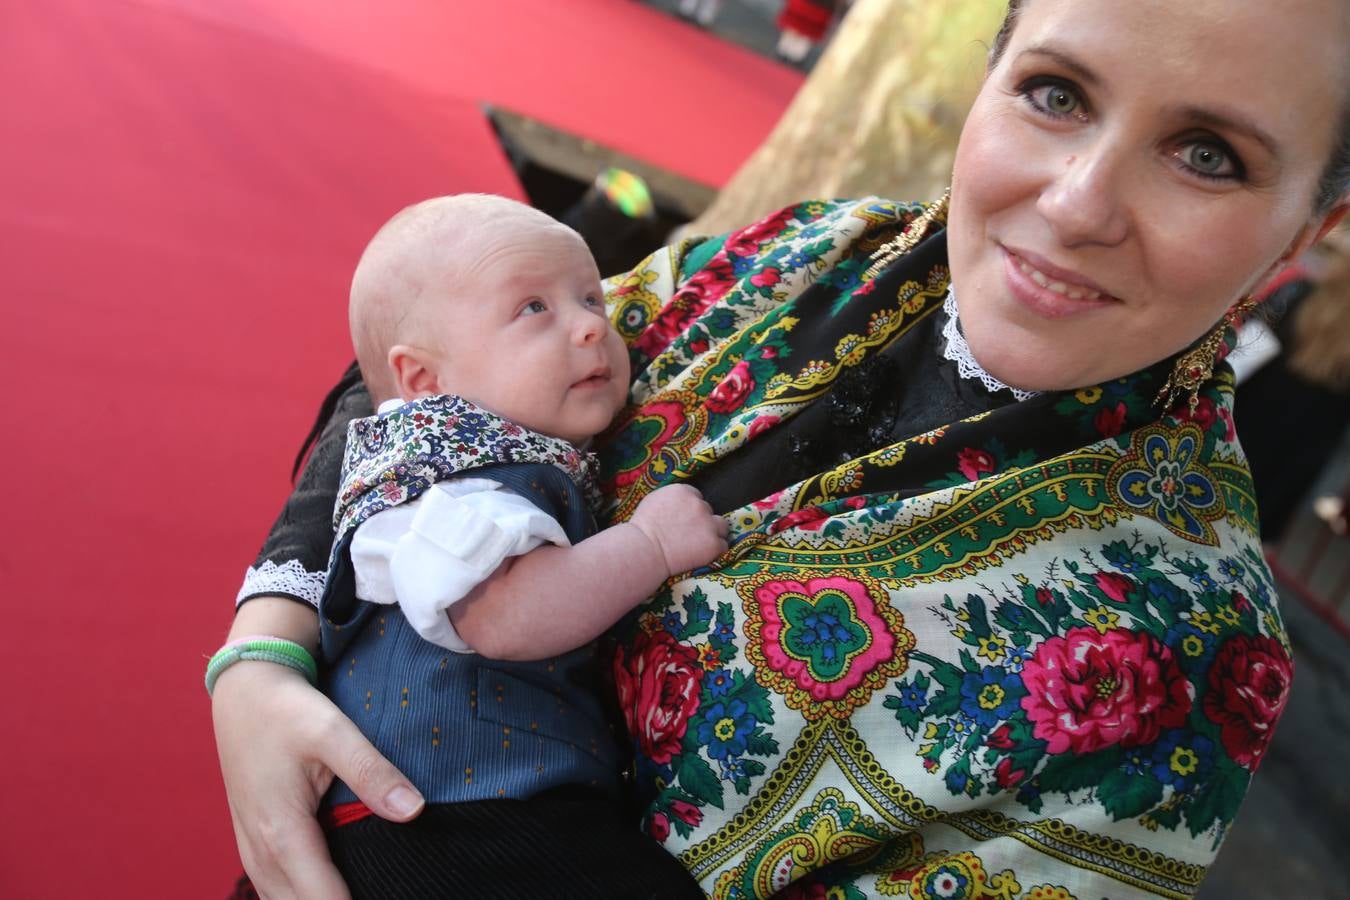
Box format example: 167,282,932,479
318,194,726,897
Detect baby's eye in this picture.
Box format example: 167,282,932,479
584,294,603,308
520,299,547,315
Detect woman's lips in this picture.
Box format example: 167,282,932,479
1002,247,1119,318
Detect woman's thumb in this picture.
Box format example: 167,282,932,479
324,723,425,822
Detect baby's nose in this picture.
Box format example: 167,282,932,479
574,311,603,343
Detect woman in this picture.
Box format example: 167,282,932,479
213,0,1350,897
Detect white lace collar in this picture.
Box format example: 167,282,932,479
940,288,1039,401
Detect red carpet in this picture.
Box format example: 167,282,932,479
0,2,798,895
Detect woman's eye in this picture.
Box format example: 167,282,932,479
1024,80,1085,119
521,299,547,315
1177,141,1240,180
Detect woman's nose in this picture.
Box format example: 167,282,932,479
1037,145,1130,248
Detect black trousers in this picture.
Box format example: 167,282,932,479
326,788,705,899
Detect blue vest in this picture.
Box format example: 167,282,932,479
321,452,622,807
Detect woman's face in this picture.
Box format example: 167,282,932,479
948,0,1348,392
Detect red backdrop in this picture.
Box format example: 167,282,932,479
0,1,797,895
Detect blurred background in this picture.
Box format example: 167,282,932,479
0,1,1345,896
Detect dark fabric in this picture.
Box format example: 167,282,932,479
326,788,704,900
245,368,373,601
293,360,366,479
687,305,1013,512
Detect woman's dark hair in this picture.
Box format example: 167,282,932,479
987,0,1350,213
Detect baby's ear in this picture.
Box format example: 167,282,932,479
387,345,442,400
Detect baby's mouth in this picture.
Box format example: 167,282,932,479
573,368,612,388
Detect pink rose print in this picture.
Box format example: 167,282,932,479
749,267,781,288
1093,571,1138,604
995,756,1026,789
752,489,786,511
632,314,687,361
633,259,736,360
957,448,996,482
1203,634,1293,769
614,630,704,766
1020,626,1193,755
986,723,1015,750
724,207,795,256
1094,402,1128,438
706,360,756,414
769,506,829,534
1177,396,1218,431
747,415,780,439
668,799,703,829
648,812,671,842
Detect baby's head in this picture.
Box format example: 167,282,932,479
350,194,629,445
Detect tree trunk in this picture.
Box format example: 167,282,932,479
685,0,1006,236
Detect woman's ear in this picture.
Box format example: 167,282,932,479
387,344,442,400
1324,198,1349,237
1257,200,1350,289
1307,198,1350,249
1290,195,1344,255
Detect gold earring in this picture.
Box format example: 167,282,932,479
863,188,951,280
1155,295,1260,415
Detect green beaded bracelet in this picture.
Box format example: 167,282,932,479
205,635,318,696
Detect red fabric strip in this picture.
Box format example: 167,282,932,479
326,801,376,828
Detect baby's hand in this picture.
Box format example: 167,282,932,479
628,484,730,576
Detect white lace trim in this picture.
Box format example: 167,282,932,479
940,289,1039,402
235,559,326,609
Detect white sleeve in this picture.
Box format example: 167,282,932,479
348,478,571,652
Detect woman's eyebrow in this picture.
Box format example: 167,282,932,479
1015,45,1101,88
1176,106,1281,161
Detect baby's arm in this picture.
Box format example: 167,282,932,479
450,484,728,660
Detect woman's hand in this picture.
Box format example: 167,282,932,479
212,599,425,899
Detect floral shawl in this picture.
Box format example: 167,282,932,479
598,199,1290,899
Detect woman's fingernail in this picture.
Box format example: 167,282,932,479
385,785,424,817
